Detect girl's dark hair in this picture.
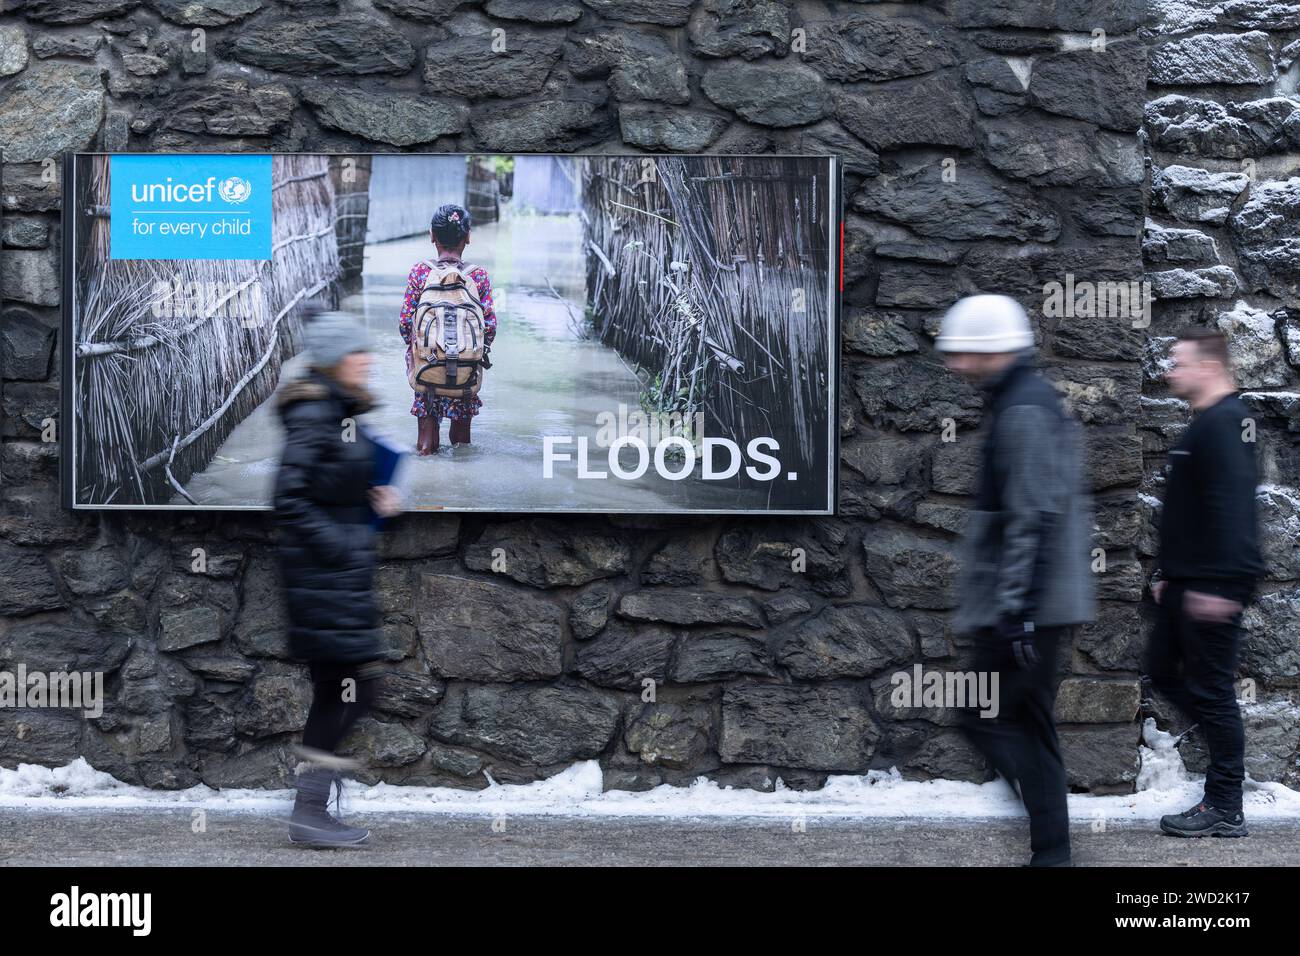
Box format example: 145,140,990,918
431,204,472,248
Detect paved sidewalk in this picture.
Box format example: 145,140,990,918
1,810,1294,866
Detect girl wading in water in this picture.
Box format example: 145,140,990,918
274,307,402,847
399,203,498,455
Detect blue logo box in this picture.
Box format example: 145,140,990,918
109,154,273,261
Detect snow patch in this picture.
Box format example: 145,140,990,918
1259,483,1300,513
3,743,1300,821
1145,0,1221,36
1003,56,1033,91
1137,718,1198,793
1139,395,1189,408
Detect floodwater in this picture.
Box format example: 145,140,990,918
179,212,767,512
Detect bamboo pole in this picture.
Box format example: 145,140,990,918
135,277,329,475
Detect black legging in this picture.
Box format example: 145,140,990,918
302,660,383,754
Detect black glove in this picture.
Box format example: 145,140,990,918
998,616,1040,671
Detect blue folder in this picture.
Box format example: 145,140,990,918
369,433,408,528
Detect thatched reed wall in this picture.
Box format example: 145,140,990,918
72,154,341,505
332,155,372,282
582,156,833,497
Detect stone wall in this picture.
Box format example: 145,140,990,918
0,0,1293,794
1141,2,1300,782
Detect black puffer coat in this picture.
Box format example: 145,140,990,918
273,369,383,663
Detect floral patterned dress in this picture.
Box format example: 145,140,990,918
399,255,497,420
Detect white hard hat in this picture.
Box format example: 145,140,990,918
935,295,1034,353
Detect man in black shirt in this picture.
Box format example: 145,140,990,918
1148,327,1264,839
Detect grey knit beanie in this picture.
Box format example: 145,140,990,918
304,308,369,368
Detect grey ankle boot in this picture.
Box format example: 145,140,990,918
288,768,370,847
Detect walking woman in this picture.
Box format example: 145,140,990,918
399,203,498,455
273,307,402,847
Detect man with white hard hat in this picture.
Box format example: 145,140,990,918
937,294,1096,867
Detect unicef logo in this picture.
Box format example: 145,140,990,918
217,177,252,204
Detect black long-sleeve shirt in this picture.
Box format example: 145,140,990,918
1157,392,1264,604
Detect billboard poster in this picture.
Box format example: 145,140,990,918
63,153,841,514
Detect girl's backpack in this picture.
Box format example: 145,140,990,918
409,259,488,399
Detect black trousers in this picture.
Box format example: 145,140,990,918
1144,582,1245,814
961,626,1070,865
302,660,383,755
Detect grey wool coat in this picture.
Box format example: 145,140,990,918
951,353,1097,635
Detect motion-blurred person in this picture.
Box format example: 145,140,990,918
938,295,1096,867
274,307,402,847
1147,328,1263,839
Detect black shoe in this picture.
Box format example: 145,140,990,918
1159,802,1248,838
1028,846,1072,867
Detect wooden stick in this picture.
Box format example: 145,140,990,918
164,436,198,505
605,198,679,228
76,224,336,357
588,239,616,277
136,278,328,474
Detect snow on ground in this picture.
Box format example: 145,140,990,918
2,720,1298,822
